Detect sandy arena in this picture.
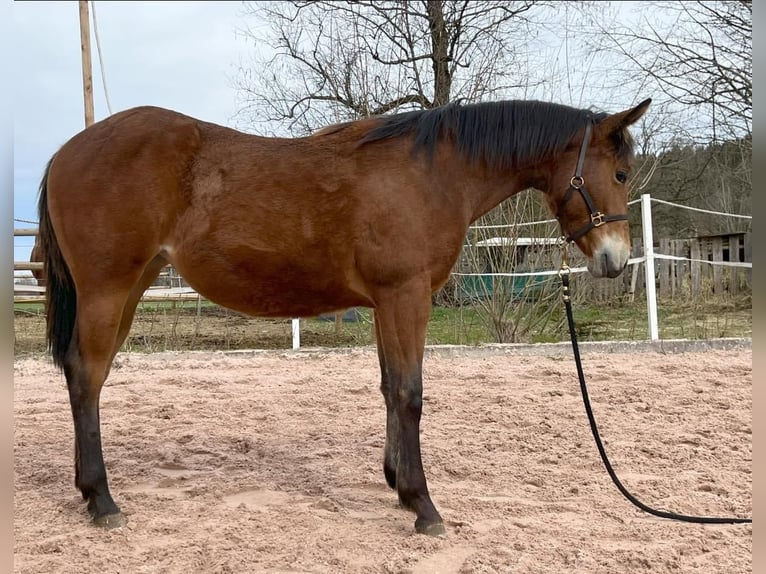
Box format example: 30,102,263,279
14,346,751,573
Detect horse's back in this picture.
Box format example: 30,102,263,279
50,106,203,185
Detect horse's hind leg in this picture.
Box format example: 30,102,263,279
68,257,167,527
64,287,130,528
373,277,444,536
374,311,399,490
108,255,168,366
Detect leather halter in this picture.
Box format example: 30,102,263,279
556,122,628,243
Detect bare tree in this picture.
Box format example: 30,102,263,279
580,1,751,144
235,0,543,135
456,191,572,343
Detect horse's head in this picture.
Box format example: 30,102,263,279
546,98,651,278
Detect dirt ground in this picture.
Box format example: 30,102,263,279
14,347,751,573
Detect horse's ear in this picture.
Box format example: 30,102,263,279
597,98,652,134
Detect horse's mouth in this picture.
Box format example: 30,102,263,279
587,248,629,278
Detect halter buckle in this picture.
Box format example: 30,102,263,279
570,175,584,189
591,212,605,227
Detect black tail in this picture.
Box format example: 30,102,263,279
37,155,76,370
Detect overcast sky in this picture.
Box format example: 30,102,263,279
12,1,652,263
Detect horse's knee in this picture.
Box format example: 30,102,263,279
397,384,423,419
403,393,422,412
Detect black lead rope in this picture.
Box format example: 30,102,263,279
558,260,752,525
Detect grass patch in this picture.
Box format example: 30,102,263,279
570,295,751,341
14,293,751,357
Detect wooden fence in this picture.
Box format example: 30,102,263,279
584,232,751,301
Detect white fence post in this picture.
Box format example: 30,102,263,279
641,194,659,341
291,318,300,350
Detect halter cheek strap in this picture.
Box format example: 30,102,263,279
556,122,628,243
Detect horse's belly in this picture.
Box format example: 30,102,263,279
168,245,372,318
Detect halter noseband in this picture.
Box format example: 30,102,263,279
556,122,628,243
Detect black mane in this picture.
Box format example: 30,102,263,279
359,100,629,170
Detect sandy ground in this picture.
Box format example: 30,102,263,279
14,347,751,573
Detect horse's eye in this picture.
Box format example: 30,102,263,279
615,170,628,184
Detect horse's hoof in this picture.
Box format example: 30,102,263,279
93,512,127,529
415,518,446,537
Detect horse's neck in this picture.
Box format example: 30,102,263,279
436,151,546,223
431,144,551,222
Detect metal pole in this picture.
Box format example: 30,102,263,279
641,194,659,341
79,0,94,127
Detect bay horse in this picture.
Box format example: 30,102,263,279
38,97,650,534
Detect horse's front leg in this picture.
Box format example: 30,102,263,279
373,279,445,536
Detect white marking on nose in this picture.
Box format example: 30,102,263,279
590,231,630,277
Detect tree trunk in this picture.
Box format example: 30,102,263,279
426,1,451,106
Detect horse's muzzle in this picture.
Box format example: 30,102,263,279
588,241,630,278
